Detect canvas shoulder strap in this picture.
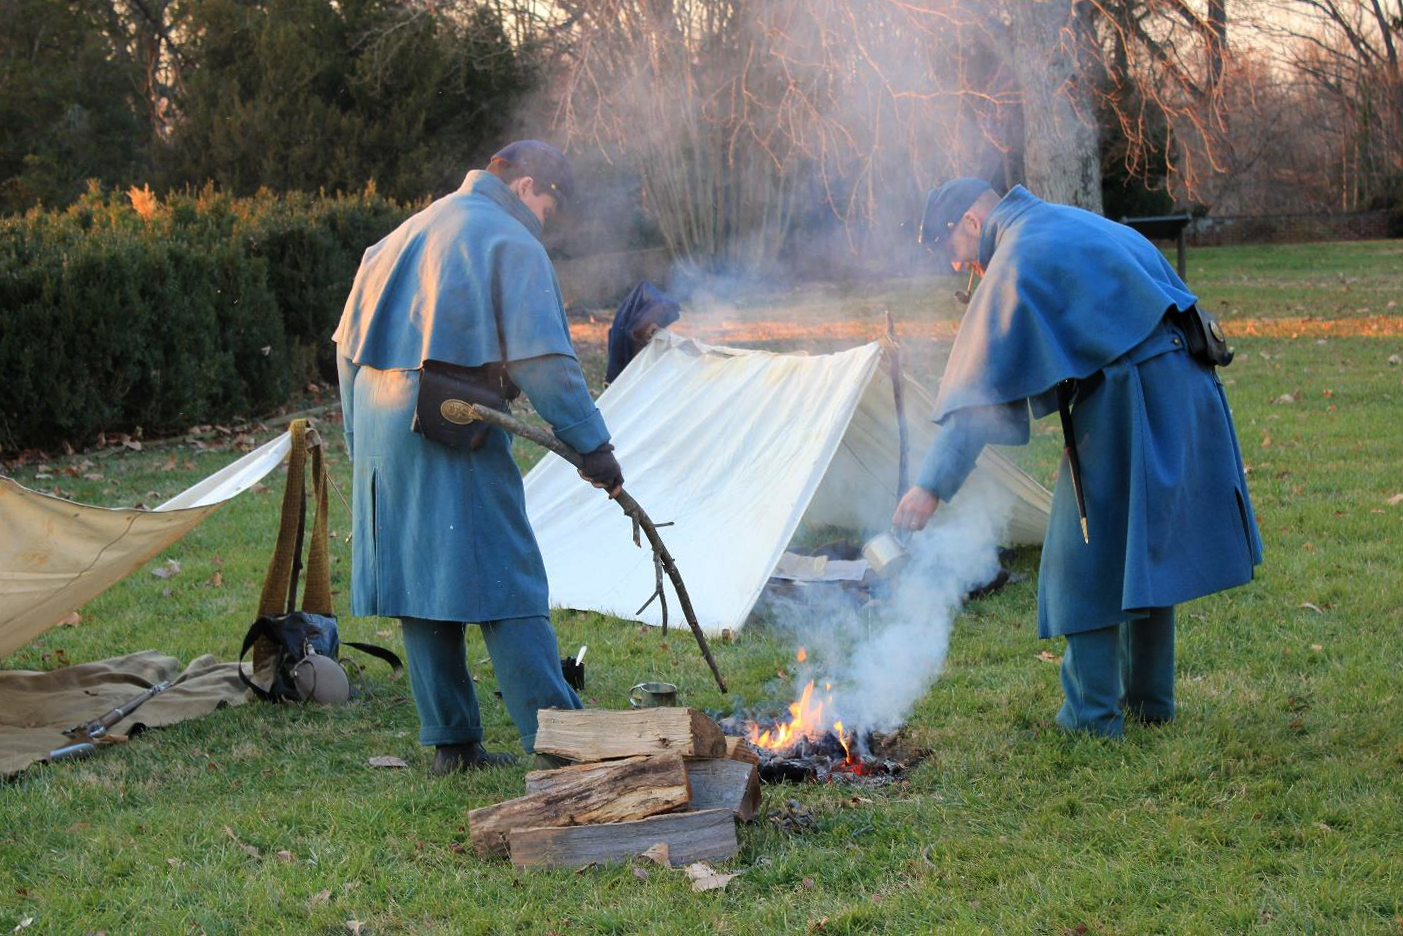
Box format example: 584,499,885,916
256,419,333,618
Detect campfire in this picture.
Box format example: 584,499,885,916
721,649,916,787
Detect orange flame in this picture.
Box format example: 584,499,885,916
748,679,830,751
796,648,807,662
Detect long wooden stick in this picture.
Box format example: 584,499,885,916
883,312,910,497
465,404,727,694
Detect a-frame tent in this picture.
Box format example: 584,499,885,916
524,331,1052,636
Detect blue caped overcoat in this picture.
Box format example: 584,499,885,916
916,186,1262,637
333,171,609,623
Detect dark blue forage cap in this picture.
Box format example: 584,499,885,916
492,140,575,207
918,177,995,248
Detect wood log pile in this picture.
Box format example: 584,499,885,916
469,708,761,870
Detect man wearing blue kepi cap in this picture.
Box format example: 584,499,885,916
893,177,1262,737
333,141,622,773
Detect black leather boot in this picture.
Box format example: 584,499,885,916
430,741,517,776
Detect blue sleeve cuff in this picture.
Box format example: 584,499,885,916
551,410,610,455
506,354,612,455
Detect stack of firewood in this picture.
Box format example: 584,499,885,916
468,708,761,869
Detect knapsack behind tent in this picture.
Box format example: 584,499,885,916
606,280,681,383
0,433,291,658
524,331,1052,636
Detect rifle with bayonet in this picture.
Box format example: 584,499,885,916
48,680,172,762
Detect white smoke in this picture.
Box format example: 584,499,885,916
836,475,1013,733
761,471,1014,738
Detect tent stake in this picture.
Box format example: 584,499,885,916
464,404,727,694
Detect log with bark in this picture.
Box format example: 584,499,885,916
469,753,691,857
684,758,761,821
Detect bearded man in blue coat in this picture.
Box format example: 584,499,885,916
893,178,1262,737
334,141,622,772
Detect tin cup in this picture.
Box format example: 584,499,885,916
628,681,679,708
862,530,910,579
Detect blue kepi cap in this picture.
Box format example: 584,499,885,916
493,140,575,207
919,177,994,247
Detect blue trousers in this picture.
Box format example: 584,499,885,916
1055,607,1175,738
399,615,582,753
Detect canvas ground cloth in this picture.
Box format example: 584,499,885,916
524,331,1053,636
0,650,249,777
0,432,291,659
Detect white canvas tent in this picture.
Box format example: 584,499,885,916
0,433,291,658
525,332,1052,636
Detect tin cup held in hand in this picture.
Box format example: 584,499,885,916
628,681,679,708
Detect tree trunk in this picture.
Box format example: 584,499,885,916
1006,0,1104,213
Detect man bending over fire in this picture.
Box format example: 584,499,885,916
892,178,1262,737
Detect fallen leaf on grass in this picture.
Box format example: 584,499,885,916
309,888,332,907
1387,493,1403,506
1299,602,1324,614
151,559,181,579
166,857,182,867
276,850,296,862
345,921,364,935
223,825,260,858
1310,644,1323,652
1388,353,1401,366
1036,650,1062,664
638,842,670,866
206,571,224,587
59,611,81,628
13,917,33,932
685,861,741,892
631,865,650,881
367,756,409,769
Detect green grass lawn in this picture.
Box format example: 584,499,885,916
3,241,1403,935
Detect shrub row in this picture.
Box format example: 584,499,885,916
0,185,412,453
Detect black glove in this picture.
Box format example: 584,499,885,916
578,443,624,491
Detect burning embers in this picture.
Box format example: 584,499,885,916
724,650,915,787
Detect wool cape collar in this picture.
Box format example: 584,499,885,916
930,185,1198,423
332,170,576,370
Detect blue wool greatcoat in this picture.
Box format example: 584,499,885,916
333,171,609,623
916,186,1262,637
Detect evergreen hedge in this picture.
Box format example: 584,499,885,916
0,185,411,453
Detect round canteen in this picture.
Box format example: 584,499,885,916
292,653,352,704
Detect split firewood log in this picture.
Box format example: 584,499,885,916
469,753,690,857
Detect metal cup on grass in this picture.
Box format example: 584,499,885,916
628,681,679,708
